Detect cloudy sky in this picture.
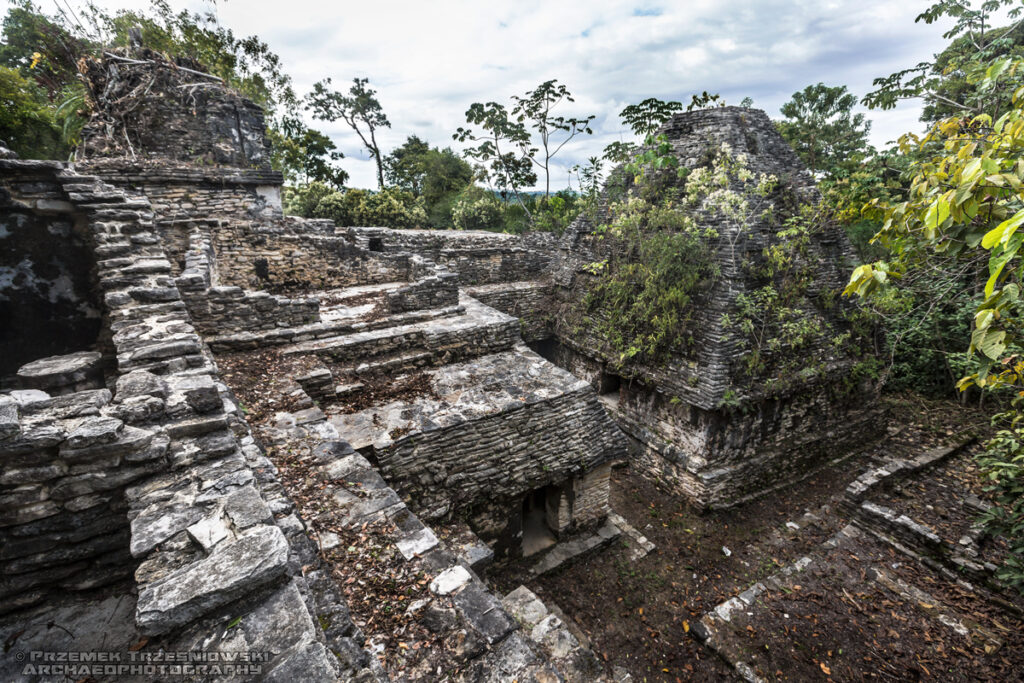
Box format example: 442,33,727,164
7,0,980,188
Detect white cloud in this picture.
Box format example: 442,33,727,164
9,0,971,188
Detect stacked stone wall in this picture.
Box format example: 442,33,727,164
0,158,356,676
466,281,554,342
174,234,320,335
616,377,882,507
349,226,553,285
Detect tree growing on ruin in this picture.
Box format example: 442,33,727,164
306,77,391,189
619,97,683,137
511,79,595,200
270,115,348,188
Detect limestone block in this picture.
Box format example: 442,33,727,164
186,512,233,552
167,374,220,414
223,485,272,529
17,351,104,394
135,525,290,634
0,462,67,485
429,565,471,595
65,416,124,449
502,585,549,629
114,369,169,401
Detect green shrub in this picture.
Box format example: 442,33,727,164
0,65,63,159
283,181,334,217
311,187,426,228
451,186,503,231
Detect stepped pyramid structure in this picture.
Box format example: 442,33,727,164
547,107,880,507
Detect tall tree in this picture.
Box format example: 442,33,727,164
306,77,390,188
269,115,348,188
511,79,594,199
454,102,537,215
384,135,473,227
619,97,682,137
776,83,871,179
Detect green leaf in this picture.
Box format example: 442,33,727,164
979,329,1007,360
924,198,950,235
982,208,1024,249
985,231,1024,298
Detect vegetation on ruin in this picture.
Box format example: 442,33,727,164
578,139,778,366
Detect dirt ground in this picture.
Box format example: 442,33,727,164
489,394,1013,682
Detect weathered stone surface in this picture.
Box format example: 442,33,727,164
65,415,124,449
452,580,517,645
0,396,19,441
17,351,103,393
186,512,232,552
261,639,341,682
130,499,209,557
429,565,472,595
224,484,272,529
0,462,66,485
136,525,290,634
168,374,220,413
114,369,169,400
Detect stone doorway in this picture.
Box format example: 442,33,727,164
521,486,560,557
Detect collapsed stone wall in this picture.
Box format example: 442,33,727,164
0,156,363,677
78,49,271,168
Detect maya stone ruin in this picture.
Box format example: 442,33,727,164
6,47,1001,682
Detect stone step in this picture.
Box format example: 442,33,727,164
502,585,610,682
529,517,622,577
282,294,519,368
342,350,435,377
206,303,464,353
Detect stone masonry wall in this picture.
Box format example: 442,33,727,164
349,226,553,285
465,281,554,342
616,376,882,508
174,234,320,335
0,157,359,677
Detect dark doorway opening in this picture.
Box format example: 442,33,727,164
527,337,557,362
521,487,558,557
368,237,384,252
